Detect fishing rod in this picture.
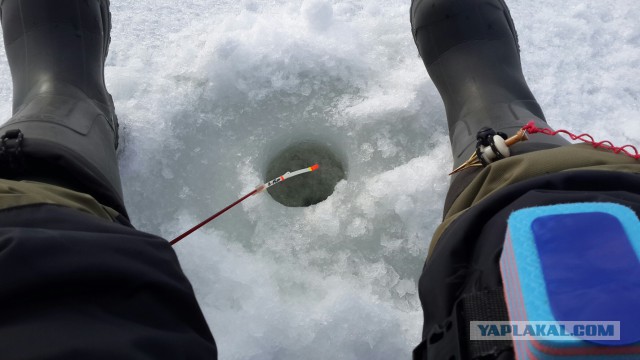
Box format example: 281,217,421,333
170,164,320,246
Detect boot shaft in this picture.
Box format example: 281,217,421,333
411,0,569,168
1,0,113,114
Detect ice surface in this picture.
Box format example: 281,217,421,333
0,0,638,359
302,0,334,31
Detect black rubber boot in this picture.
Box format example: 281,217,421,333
411,0,569,170
0,0,127,217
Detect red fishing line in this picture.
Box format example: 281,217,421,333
522,121,640,160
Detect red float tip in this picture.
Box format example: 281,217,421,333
310,164,320,171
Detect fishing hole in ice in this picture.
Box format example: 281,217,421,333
265,141,346,207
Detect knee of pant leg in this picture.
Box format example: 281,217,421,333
0,82,125,215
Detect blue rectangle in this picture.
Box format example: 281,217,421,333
532,212,640,346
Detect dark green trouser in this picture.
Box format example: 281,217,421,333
429,144,640,255
0,3,219,359
0,179,118,221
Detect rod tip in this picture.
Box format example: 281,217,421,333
310,164,320,171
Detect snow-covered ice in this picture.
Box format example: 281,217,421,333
0,0,639,359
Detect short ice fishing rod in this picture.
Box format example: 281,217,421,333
170,164,320,246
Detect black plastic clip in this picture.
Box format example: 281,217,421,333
0,129,25,171
475,127,508,166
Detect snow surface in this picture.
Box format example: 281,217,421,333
0,0,639,359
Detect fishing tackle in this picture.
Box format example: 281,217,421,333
170,164,319,246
